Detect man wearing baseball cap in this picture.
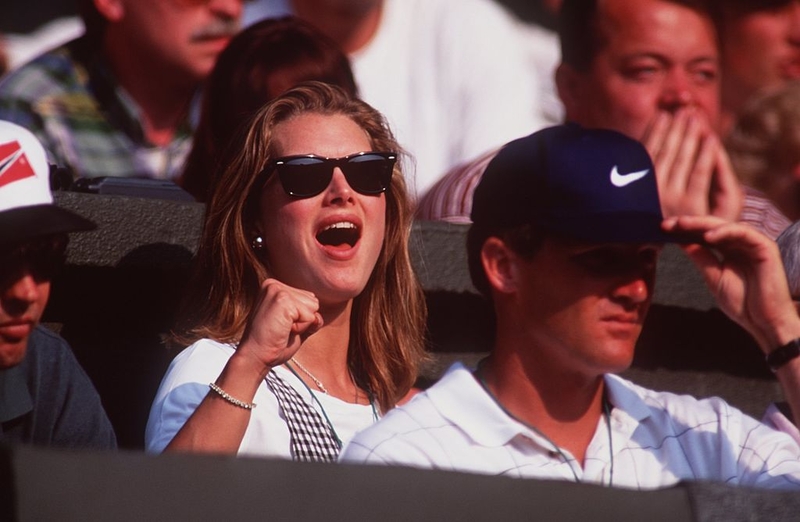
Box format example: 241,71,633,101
0,120,115,448
341,124,800,489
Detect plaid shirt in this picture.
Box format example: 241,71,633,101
0,36,193,180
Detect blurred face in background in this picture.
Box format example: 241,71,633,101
720,0,800,114
104,0,245,81
558,0,721,138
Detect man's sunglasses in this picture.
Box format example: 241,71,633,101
0,235,67,287
263,151,396,198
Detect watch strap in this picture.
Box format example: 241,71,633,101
766,338,800,372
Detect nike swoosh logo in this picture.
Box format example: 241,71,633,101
610,166,649,187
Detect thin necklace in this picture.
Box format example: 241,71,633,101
284,361,380,448
286,358,379,420
290,357,328,394
474,361,614,486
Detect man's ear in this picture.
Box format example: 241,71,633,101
555,62,585,121
481,237,520,295
93,0,124,22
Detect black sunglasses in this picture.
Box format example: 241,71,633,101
263,151,396,198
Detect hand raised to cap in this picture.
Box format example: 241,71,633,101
662,215,800,353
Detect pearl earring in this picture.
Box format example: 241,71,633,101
252,236,264,250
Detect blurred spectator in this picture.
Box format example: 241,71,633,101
243,0,548,198
779,219,800,300
180,16,357,202
515,0,564,125
0,0,246,180
717,0,800,135
726,82,800,222
417,0,791,239
0,35,8,78
0,120,115,449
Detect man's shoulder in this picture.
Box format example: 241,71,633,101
416,148,499,222
741,186,791,239
392,0,518,25
23,326,83,373
378,0,522,52
341,390,453,465
0,38,88,101
355,386,445,443
607,373,746,428
341,365,481,465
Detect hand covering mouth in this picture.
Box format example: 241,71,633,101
316,221,361,248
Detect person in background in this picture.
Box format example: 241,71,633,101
417,0,791,240
0,35,8,77
179,16,357,202
514,0,565,126
146,82,426,460
779,219,800,301
726,81,800,222
716,0,800,135
1,16,84,75
0,0,246,180
0,120,115,448
242,0,547,199
342,124,800,490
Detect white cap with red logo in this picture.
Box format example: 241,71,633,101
0,120,94,245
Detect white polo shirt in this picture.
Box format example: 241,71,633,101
340,364,800,490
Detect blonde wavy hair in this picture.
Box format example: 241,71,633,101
726,81,800,220
175,82,427,410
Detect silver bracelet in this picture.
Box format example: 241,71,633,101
208,382,257,410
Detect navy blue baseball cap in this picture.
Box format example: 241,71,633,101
471,123,681,243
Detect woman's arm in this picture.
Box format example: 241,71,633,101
165,279,322,453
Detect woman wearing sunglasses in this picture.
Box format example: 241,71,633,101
145,82,427,459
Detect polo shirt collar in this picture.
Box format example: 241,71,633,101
604,373,653,423
425,364,654,448
425,363,541,447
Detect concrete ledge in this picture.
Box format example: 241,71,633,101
6,445,800,522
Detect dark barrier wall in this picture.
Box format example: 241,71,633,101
6,445,800,522
50,192,783,449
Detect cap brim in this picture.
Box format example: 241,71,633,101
0,204,96,245
544,213,694,244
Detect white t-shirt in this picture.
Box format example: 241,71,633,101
244,0,547,198
145,339,377,457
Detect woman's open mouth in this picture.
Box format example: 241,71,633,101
316,221,361,251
